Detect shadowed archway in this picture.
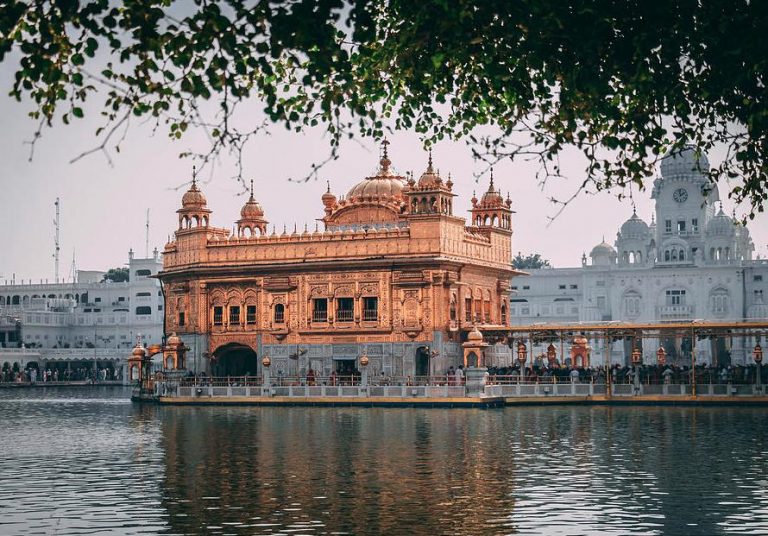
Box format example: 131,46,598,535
212,343,257,376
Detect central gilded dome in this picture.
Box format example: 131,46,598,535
346,155,406,203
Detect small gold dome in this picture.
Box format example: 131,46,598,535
166,333,181,347
359,354,369,367
131,345,146,358
417,149,442,188
262,355,271,367
467,327,484,342
240,180,265,219
182,170,207,207
480,171,504,206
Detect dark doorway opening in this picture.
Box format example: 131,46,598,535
415,346,430,377
334,359,356,375
212,343,258,376
712,337,731,367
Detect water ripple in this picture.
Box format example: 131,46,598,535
2,390,768,534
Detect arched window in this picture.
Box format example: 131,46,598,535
664,250,670,262
501,303,507,325
135,306,152,315
679,249,685,261
671,250,678,261
449,294,457,321
274,303,285,324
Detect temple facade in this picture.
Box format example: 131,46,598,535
159,143,521,378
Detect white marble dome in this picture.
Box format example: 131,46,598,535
660,147,710,178
619,211,650,239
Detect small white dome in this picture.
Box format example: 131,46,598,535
619,211,650,239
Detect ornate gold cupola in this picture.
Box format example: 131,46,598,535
405,148,456,216
177,167,212,231
470,169,513,231
237,179,268,237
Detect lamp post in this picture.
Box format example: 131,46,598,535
753,343,763,394
261,354,271,389
631,346,642,394
657,346,667,385
516,341,527,385
359,353,369,387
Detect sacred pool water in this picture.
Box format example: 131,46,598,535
1,387,767,535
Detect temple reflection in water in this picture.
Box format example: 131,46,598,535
150,406,768,535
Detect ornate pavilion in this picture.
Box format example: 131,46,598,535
158,143,522,378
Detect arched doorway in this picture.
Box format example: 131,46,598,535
212,343,258,376
415,346,430,377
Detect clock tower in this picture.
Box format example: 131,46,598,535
650,147,719,265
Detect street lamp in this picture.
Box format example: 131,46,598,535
754,343,763,394
631,346,642,393
516,341,527,384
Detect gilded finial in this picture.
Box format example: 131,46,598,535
427,147,434,172
192,165,197,188
380,138,391,172
326,180,331,193
489,167,495,189
249,179,254,201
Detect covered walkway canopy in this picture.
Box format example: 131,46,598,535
475,320,768,367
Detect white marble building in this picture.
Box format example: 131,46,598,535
512,148,768,366
0,250,164,355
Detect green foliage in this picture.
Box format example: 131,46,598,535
512,252,551,270
2,1,767,217
102,267,129,283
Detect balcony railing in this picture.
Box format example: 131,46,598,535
312,310,328,323
362,309,378,322
336,310,354,322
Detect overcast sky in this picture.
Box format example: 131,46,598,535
2,65,766,283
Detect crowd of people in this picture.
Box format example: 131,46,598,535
484,362,768,385
0,364,120,384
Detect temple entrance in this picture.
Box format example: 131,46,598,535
212,343,258,376
415,346,430,377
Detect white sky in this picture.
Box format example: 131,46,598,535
1,66,766,282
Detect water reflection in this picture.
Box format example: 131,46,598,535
1,388,768,535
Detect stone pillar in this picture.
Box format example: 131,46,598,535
465,367,488,397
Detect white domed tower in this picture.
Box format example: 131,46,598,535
177,167,212,231
704,205,753,263
651,147,719,265
589,239,617,267
616,209,652,265
236,180,268,237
